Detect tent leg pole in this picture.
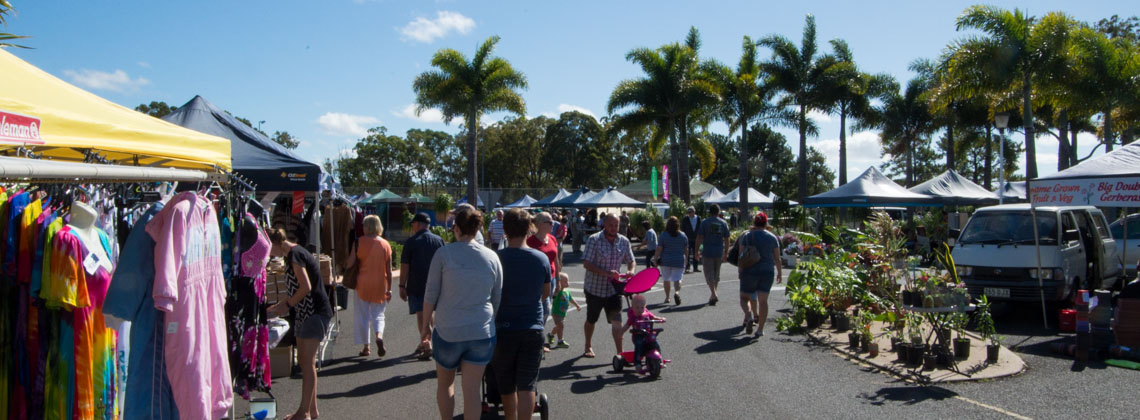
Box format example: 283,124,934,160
1032,206,1048,329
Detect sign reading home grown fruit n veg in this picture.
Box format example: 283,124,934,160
1030,178,1140,208
0,109,44,145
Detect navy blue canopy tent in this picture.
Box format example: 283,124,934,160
163,95,322,191
534,189,572,206
804,167,937,207
457,195,485,207
505,195,538,208
551,187,596,207
575,187,644,208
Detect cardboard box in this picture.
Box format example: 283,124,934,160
270,346,293,379
319,254,334,285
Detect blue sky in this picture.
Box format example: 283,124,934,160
4,0,1129,184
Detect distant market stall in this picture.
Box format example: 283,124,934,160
804,167,937,208
708,186,775,208
909,170,999,206
575,187,644,208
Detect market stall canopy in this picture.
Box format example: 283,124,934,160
1030,141,1140,207
163,95,321,191
618,178,716,201
0,50,231,171
458,195,485,207
689,179,716,197
804,167,937,207
552,188,596,207
0,155,212,182
700,187,725,202
994,181,1027,203
708,186,774,208
534,189,571,206
505,195,538,208
909,169,999,206
407,193,434,203
768,192,799,206
575,187,645,208
360,189,402,205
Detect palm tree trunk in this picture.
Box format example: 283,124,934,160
466,112,479,208
1058,110,1070,171
1070,128,1079,167
1104,106,1115,153
797,104,808,202
906,136,914,187
984,124,993,190
1022,78,1037,179
670,126,680,200
738,121,749,227
678,118,692,203
839,111,848,186
945,124,955,171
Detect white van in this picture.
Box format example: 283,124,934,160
952,204,1122,303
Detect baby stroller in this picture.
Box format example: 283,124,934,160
481,363,551,419
609,268,670,378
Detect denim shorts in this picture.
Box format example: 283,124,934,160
296,313,331,340
408,294,424,315
432,330,496,370
740,271,775,295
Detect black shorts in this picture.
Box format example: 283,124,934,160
492,329,544,393
585,292,623,324
644,249,656,268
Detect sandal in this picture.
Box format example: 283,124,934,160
376,338,386,358
358,348,371,357
583,349,596,358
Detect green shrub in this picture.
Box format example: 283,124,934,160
389,242,403,270
627,205,665,239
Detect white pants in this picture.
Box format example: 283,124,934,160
353,292,387,346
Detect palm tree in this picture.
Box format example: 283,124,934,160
708,36,793,225
413,36,527,205
0,0,29,48
873,77,936,187
759,14,840,202
951,6,1075,179
608,28,718,202
824,40,895,185
1069,26,1140,153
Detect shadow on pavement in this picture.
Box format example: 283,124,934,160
540,356,611,382
658,303,705,314
320,369,436,399
569,373,644,394
693,326,755,354
858,385,957,406
317,355,428,378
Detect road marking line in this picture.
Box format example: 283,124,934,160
950,395,1032,420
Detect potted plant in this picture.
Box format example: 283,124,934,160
951,312,971,359
848,330,861,350
906,314,925,365
976,296,1001,363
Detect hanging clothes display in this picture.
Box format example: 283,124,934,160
225,212,271,399
146,191,233,420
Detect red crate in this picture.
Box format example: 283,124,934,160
1059,309,1077,332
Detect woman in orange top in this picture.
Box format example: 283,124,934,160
349,215,394,357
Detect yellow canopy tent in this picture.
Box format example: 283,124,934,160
0,49,231,171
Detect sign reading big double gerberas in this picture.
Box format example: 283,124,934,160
0,109,45,145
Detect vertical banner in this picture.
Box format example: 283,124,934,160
292,191,305,214
663,165,669,202
650,167,658,200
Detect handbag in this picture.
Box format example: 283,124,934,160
342,238,361,290
738,232,763,269
727,240,740,266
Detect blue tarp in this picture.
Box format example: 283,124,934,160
163,95,322,191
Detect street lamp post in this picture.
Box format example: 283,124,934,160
258,120,265,132
995,112,1009,205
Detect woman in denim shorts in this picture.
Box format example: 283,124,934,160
421,205,503,419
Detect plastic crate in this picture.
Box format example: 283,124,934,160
1059,309,1076,332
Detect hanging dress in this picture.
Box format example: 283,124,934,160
225,213,271,399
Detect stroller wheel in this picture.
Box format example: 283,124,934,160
647,357,662,379
612,355,624,373
537,393,550,420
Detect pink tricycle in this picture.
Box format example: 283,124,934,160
609,268,671,378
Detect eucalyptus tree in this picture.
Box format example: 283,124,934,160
709,36,792,224
759,14,840,202
608,27,719,202
950,6,1076,179
413,35,528,205
825,40,895,185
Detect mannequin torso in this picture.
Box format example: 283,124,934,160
68,201,113,274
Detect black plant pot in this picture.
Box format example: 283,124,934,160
924,354,938,371
901,290,912,306
806,312,824,329
848,332,861,349
935,346,952,367
834,314,851,332
987,344,1000,363
936,328,952,345
829,311,838,326
890,337,901,352
908,344,927,365
954,338,971,359
897,343,911,363
860,335,871,353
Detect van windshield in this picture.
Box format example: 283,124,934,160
959,211,1058,245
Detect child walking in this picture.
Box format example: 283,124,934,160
548,272,581,348
622,294,665,372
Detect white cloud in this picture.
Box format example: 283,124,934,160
136,61,151,68
316,112,381,137
808,110,832,124
555,104,596,118
62,69,150,93
810,130,883,181
337,148,358,159
394,104,446,124
399,11,475,43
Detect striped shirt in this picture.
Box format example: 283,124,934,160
489,219,505,245
582,231,634,297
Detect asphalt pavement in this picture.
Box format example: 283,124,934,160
239,244,1140,419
